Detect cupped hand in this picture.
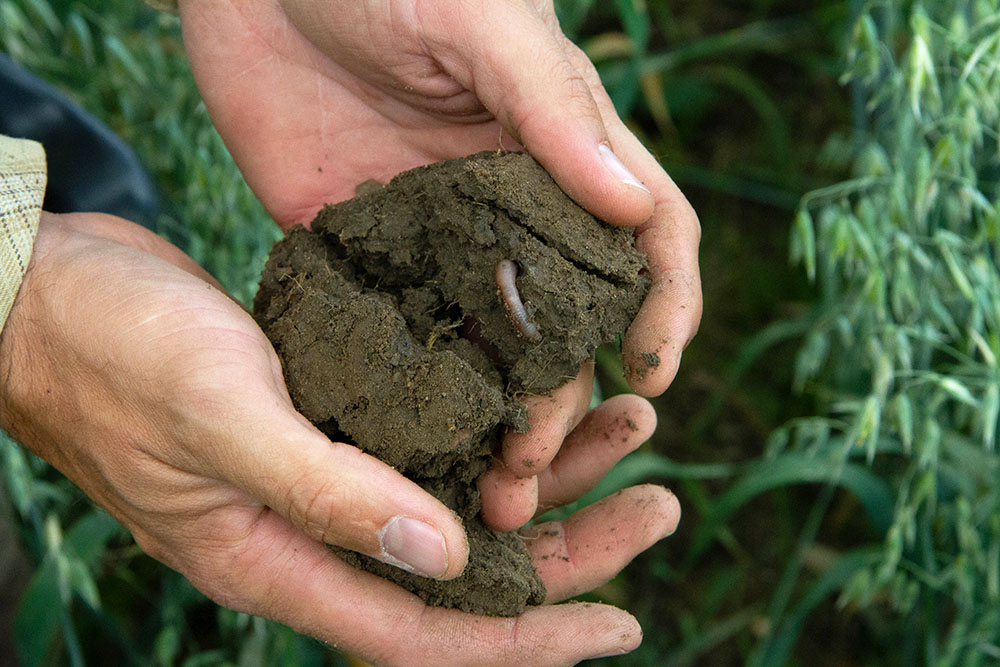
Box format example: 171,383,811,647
0,212,680,665
1,211,473,578
178,0,701,536
178,0,702,397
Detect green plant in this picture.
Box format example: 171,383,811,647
573,0,1000,664
557,0,838,208
784,1,1000,662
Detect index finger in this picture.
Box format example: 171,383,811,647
564,42,703,396
623,182,703,396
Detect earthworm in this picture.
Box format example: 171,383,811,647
495,259,542,343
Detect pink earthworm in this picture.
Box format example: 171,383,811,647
495,259,542,343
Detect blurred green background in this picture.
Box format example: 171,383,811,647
2,0,999,665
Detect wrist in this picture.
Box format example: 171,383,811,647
0,212,66,435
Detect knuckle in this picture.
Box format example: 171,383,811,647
558,67,603,124
283,470,352,543
511,52,603,145
564,40,601,82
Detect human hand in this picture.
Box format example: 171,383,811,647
0,211,680,665
480,363,664,531
178,0,702,397
179,0,700,536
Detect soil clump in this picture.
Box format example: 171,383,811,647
253,151,648,616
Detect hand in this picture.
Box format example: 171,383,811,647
177,0,702,397
178,0,702,533
480,363,661,531
0,211,680,665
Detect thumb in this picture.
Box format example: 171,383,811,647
217,407,469,581
424,2,655,226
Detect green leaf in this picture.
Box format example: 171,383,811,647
25,0,60,36
982,383,999,450
607,0,650,116
937,376,979,408
688,451,895,561
13,511,121,667
155,626,181,667
750,549,881,667
66,13,96,67
792,208,817,281
13,555,61,667
895,393,915,454
102,34,149,85
855,395,882,463
67,560,99,609
0,436,35,518
937,234,976,301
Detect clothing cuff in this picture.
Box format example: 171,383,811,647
0,137,46,334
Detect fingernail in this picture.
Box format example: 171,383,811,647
378,516,448,578
598,143,649,193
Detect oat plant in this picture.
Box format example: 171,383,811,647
781,1,1000,662
572,1,1000,663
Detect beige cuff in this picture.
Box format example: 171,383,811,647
144,0,178,14
0,137,46,333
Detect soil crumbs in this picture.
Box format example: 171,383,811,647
253,151,648,616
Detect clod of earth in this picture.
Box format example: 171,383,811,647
253,151,649,616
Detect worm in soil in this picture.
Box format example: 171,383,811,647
495,259,542,343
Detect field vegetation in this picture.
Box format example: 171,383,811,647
1,0,998,664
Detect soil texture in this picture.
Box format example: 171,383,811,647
253,151,648,616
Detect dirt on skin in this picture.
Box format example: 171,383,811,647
253,151,649,616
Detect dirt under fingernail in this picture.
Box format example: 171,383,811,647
253,151,648,616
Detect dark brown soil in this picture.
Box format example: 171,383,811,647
253,151,648,616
